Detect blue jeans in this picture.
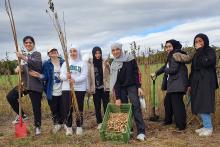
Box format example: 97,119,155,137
200,114,213,129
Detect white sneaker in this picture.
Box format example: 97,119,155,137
97,123,102,130
76,127,83,135
195,127,205,134
137,133,146,141
12,114,28,124
35,127,41,135
199,128,213,137
63,124,68,131
65,127,73,136
52,124,61,134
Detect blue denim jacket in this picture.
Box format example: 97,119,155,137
41,57,64,100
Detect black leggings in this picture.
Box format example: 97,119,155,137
47,96,63,125
7,86,42,127
93,89,109,124
164,92,186,130
62,91,86,127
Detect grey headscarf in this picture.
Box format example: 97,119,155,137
110,43,134,91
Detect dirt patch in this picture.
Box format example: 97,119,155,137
1,111,220,147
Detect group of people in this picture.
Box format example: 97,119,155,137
5,32,218,142
6,36,146,141
151,33,218,137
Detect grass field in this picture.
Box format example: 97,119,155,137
1,64,220,146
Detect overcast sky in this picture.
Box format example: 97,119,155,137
0,0,220,60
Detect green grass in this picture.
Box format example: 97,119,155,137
1,61,220,122
138,63,165,118
0,74,18,89
0,74,94,117
1,63,220,146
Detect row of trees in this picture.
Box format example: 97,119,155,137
0,60,17,75
0,42,219,75
128,41,220,64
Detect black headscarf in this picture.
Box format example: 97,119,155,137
192,33,210,70
92,46,103,66
92,46,103,88
166,39,182,51
193,33,209,49
165,39,185,63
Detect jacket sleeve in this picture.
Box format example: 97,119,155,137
87,62,92,92
155,65,165,76
133,59,141,88
164,57,179,75
200,48,216,67
114,76,121,100
40,62,48,81
104,60,110,74
173,52,193,64
60,62,67,81
27,52,42,72
73,62,88,83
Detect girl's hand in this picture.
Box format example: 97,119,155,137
138,88,144,96
14,66,20,73
29,70,41,78
150,73,157,80
195,43,202,50
115,99,121,106
16,52,27,61
68,79,75,85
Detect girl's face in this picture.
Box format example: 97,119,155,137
24,38,35,52
48,49,59,58
95,50,101,59
112,48,121,58
70,48,78,59
165,42,173,53
194,37,204,49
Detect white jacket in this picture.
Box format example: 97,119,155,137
60,49,88,91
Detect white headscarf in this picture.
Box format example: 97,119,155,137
69,46,82,61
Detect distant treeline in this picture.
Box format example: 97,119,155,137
0,46,219,75
137,47,220,64
0,60,17,75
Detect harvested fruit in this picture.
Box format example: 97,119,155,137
106,113,128,133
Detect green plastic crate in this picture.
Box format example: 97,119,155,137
99,103,132,143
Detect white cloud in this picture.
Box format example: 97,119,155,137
0,0,220,60
114,16,220,55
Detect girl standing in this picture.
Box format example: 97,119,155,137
173,34,218,136
87,46,110,129
110,43,146,141
7,36,43,135
60,47,88,136
29,48,64,134
151,39,188,131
